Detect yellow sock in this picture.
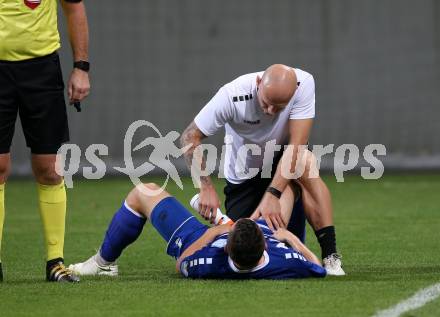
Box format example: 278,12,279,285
0,184,4,263
37,181,66,261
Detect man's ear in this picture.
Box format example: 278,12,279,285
256,75,262,87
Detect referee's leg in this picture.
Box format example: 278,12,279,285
0,154,10,281
16,53,73,280
0,60,20,281
31,154,67,262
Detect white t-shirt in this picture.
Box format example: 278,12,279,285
194,68,315,184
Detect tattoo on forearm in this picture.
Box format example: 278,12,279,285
180,121,199,167
180,122,212,187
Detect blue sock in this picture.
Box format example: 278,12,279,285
100,202,146,262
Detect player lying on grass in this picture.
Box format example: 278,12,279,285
69,182,326,279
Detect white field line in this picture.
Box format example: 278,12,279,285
372,282,440,317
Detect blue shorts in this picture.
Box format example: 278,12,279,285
150,197,209,258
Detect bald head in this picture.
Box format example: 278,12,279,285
259,64,297,106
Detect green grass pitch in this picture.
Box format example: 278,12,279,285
0,174,439,317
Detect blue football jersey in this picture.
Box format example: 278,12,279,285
179,220,326,279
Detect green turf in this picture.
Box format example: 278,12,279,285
0,174,439,317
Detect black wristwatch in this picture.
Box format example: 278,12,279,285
73,60,90,72
266,186,282,199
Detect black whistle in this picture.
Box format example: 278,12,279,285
73,101,82,112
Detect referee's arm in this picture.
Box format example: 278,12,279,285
61,0,90,104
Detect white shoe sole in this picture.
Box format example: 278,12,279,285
96,267,118,277
324,268,346,276
68,264,119,277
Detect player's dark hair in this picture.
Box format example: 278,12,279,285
226,219,265,270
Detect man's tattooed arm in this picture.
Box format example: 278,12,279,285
180,121,213,187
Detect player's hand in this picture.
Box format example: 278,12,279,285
250,192,286,230
272,228,290,243
214,224,233,235
199,184,221,223
68,68,90,104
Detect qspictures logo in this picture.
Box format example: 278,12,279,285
56,120,386,195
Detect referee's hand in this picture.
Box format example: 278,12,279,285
68,68,90,105
251,193,286,230
198,185,221,223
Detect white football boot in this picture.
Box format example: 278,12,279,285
69,255,118,277
323,253,346,276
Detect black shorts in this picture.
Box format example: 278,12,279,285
223,152,307,241
0,52,69,154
